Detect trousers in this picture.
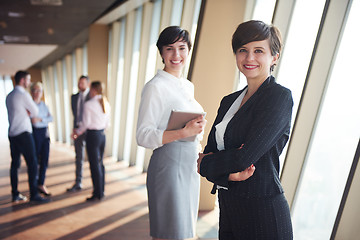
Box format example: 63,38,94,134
74,132,86,185
9,132,39,198
32,127,50,185
86,130,105,198
218,191,293,240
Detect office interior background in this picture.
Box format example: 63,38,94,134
0,0,359,239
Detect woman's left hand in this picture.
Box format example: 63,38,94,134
228,164,256,181
197,152,212,173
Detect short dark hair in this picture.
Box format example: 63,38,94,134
90,81,103,95
156,26,192,55
232,20,282,57
14,70,29,85
79,75,89,81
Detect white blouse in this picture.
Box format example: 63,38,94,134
77,95,110,135
215,88,247,151
136,70,204,150
214,88,247,190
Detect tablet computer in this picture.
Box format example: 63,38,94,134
166,110,206,141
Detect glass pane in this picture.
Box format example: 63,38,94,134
276,0,326,125
82,43,88,75
123,6,143,164
292,1,360,239
72,52,78,93
0,77,8,141
170,0,183,26
253,0,276,24
275,0,326,170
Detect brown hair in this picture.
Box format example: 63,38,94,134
156,26,192,55
91,81,109,113
14,70,29,85
232,20,282,71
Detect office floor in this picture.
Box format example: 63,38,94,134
0,139,218,240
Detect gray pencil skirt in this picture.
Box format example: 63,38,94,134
147,141,200,239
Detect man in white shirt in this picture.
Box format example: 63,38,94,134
67,75,90,192
6,70,50,203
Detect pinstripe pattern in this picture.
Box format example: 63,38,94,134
200,76,293,239
218,191,292,239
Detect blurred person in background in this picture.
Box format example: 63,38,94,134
30,82,53,196
67,75,90,192
73,81,110,201
6,70,49,203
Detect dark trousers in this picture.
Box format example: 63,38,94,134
32,127,50,185
218,191,293,240
9,132,39,198
86,130,105,198
74,132,86,185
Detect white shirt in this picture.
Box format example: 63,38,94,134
214,88,247,190
6,86,39,137
136,70,204,150
76,95,110,135
215,88,247,151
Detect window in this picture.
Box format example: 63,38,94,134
276,0,326,125
276,0,326,170
253,0,276,24
292,1,360,239
0,75,13,140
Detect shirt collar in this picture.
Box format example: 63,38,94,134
93,94,102,100
80,88,89,96
158,69,183,82
256,75,275,95
15,85,25,92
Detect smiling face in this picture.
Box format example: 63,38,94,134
31,85,43,103
78,77,89,92
235,39,279,83
161,40,189,78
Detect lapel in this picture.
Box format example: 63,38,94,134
72,93,80,111
217,90,243,124
225,76,274,131
85,91,91,101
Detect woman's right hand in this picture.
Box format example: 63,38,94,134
228,164,256,181
183,116,206,137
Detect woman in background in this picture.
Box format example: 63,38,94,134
198,20,293,239
74,81,110,202
136,26,206,240
30,82,53,196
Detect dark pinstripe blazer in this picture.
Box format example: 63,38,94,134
71,91,90,128
200,76,293,197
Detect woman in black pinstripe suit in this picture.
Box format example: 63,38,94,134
198,20,293,239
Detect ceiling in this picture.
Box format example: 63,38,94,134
0,0,126,76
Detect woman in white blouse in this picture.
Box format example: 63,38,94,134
73,81,110,202
136,26,206,240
